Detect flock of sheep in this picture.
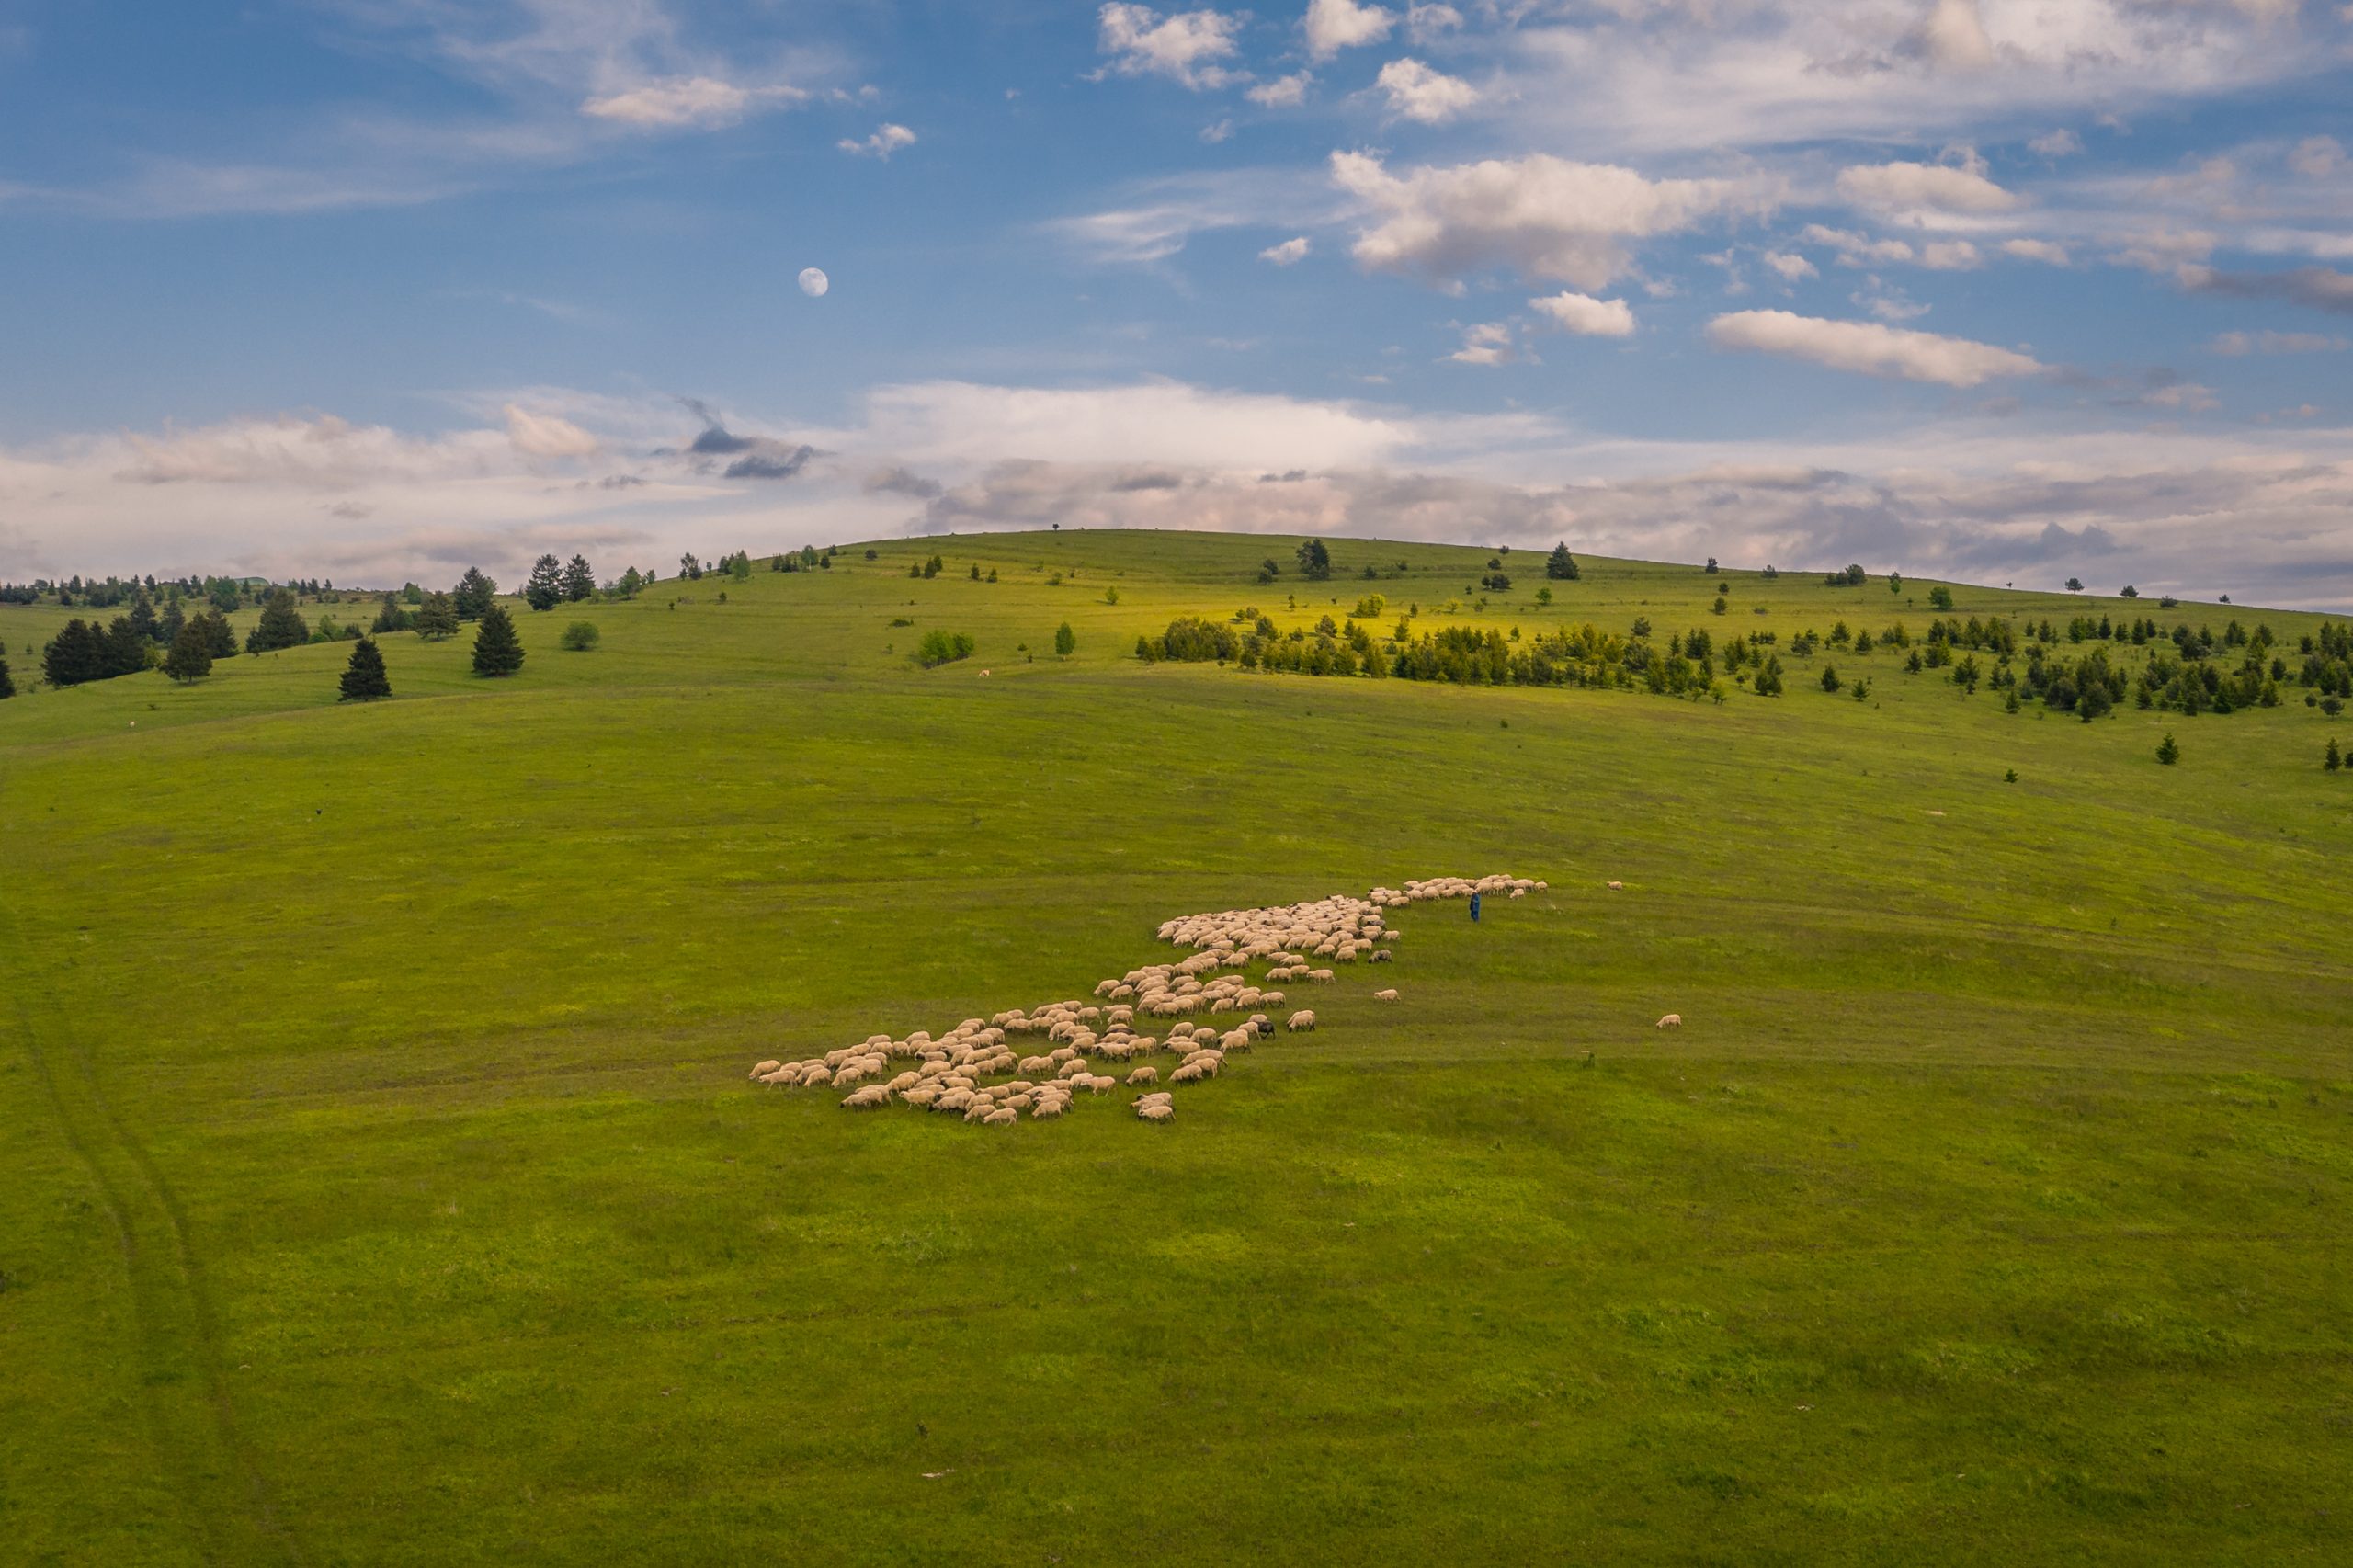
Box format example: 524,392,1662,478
747,872,1547,1126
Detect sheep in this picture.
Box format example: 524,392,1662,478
983,1108,1019,1127
801,1065,833,1086
1608,881,1624,891
1126,1065,1160,1087
842,1085,892,1109
1287,1010,1316,1032
1136,1103,1174,1123
1657,1013,1682,1028
1032,1099,1065,1119
1018,1054,1055,1075
1374,988,1399,1003
751,1059,781,1079
1308,969,1335,984
1170,1063,1206,1084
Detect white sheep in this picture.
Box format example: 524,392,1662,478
1375,988,1399,1003
1657,1013,1682,1028
1287,1010,1316,1032
1126,1065,1159,1086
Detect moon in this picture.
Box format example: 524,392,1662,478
798,267,829,298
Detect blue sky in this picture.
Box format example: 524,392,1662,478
2,0,2349,604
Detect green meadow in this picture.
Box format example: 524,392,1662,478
3,528,2349,1565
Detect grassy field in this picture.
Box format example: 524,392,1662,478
3,529,2349,1565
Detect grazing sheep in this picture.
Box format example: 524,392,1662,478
1170,1063,1206,1084
751,1059,781,1079
1126,1065,1159,1087
1287,1010,1316,1032
842,1085,891,1109
983,1108,1019,1127
1375,988,1399,1003
1608,881,1624,891
1657,1013,1682,1028
1032,1099,1064,1119
1136,1103,1174,1123
1309,969,1335,984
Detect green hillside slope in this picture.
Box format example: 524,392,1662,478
3,531,2348,1565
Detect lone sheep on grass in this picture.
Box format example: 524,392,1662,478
1374,988,1399,1003
1657,1013,1682,1028
1288,1010,1316,1032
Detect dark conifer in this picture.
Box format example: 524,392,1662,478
471,604,525,676
41,619,105,686
0,647,13,699
415,591,459,640
562,554,597,602
247,589,310,653
200,608,238,660
164,619,214,683
524,553,563,611
338,637,392,700
1545,541,1580,580
452,567,497,619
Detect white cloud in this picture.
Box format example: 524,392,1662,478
1918,0,1995,69
1259,235,1312,265
1852,281,1930,322
837,123,916,159
2211,329,2347,355
504,403,599,460
1405,2,1462,43
1096,4,1243,90
1447,322,1515,366
581,77,803,130
1800,224,1915,267
1760,250,1817,282
1376,58,1481,124
1918,239,1983,270
1247,72,1313,108
2288,135,2345,178
1836,159,2019,216
2029,129,2084,158
1331,150,1777,290
1304,0,1395,61
1707,311,2045,386
1199,119,1233,143
2001,238,2073,265
1529,290,1636,337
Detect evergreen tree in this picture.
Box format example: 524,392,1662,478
1820,664,1841,692
562,554,597,602
41,619,105,686
157,597,187,649
1545,541,1580,580
2156,732,2180,766
415,591,459,640
0,647,13,699
163,618,214,683
371,593,410,633
2326,738,2342,773
102,616,151,677
126,590,161,643
246,589,309,653
1295,539,1333,580
524,553,563,611
471,603,525,676
338,637,392,701
1054,622,1076,656
199,609,238,660
452,567,497,619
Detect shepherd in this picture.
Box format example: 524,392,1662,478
1469,890,1482,923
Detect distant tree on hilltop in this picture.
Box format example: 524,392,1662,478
563,554,597,601
1295,539,1332,581
472,604,525,677
164,619,214,683
415,592,459,640
338,638,392,701
1545,542,1580,580
199,609,238,660
452,567,497,619
524,554,563,611
246,589,309,653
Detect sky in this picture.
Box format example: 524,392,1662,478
1,1,2349,606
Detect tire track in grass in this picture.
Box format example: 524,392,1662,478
0,903,298,1565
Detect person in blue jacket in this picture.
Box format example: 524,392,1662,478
1469,890,1482,923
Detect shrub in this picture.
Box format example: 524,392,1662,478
1927,585,1954,610
1054,622,1076,656
560,621,600,652
1147,616,1239,663
916,630,975,666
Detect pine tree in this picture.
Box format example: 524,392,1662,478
164,618,214,683
200,609,238,660
371,593,409,633
126,590,161,643
1545,541,1580,580
2326,738,2342,773
0,647,13,699
452,567,497,619
524,553,563,611
471,604,525,677
2156,732,2180,766
41,619,105,687
338,637,392,701
157,597,186,649
562,554,597,602
1295,539,1332,581
100,617,151,677
247,589,309,653
415,591,459,640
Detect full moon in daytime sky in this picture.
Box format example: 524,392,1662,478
797,267,828,298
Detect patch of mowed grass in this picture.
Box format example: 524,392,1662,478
3,530,2350,1564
